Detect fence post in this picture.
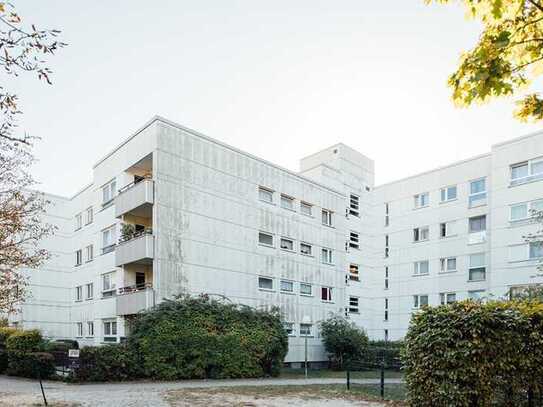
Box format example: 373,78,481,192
346,370,350,390
380,361,385,399
38,371,48,406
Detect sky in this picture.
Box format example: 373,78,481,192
9,1,543,196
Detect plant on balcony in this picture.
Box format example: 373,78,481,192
120,223,137,242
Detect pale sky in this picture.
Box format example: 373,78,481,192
10,1,543,196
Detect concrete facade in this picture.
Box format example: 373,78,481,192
10,116,543,361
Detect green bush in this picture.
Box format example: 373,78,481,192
7,352,55,379
71,344,142,382
365,340,403,369
0,327,18,347
0,349,7,373
6,329,43,353
128,294,288,380
319,316,368,368
402,300,543,406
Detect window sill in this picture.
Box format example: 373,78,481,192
468,201,487,209
281,206,296,212
321,300,334,304
413,205,429,211
85,222,93,226
258,288,275,293
439,198,458,205
85,336,94,339
321,224,335,229
438,270,457,275
349,311,360,315
509,258,540,264
467,279,486,283
509,176,543,188
349,277,360,282
85,259,94,263
301,213,314,218
300,293,313,297
75,227,82,232
321,262,335,266
101,200,114,210
280,248,296,253
440,234,458,239
85,297,94,301
280,291,295,295
258,243,275,249
74,300,83,303
300,253,314,258
413,240,429,244
300,335,314,338
412,273,429,277
259,199,275,206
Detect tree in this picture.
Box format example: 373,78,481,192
319,315,368,368
428,0,543,122
0,2,64,314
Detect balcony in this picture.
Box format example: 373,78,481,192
468,230,487,245
115,179,154,218
116,283,154,315
115,231,154,267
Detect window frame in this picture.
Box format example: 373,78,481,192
283,322,295,336
85,207,94,225
279,237,295,252
103,320,117,342
75,249,83,266
85,244,94,262
300,282,312,296
102,272,116,296
413,294,429,309
75,213,82,231
87,321,94,337
414,192,429,209
348,296,359,313
280,194,295,211
85,283,94,300
258,231,274,247
440,185,457,202
101,225,117,254
469,177,487,207
469,215,487,233
299,323,312,337
349,231,360,250
413,260,430,276
321,247,333,264
510,157,543,185
349,194,360,217
413,226,429,242
439,257,457,273
102,179,117,208
76,322,83,338
258,186,274,204
468,253,486,282
300,201,313,216
440,292,457,305
258,276,274,291
280,279,294,293
321,286,333,302
321,209,333,227
349,263,360,282
75,285,83,302
300,242,312,256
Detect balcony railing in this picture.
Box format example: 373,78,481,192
116,283,154,315
468,230,487,245
115,231,154,267
118,282,152,295
115,178,154,218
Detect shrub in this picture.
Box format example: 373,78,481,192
128,294,288,380
365,340,403,369
0,327,18,347
6,329,43,353
7,352,55,379
402,300,543,407
0,350,7,373
70,344,142,382
319,315,368,368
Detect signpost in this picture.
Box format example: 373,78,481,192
68,349,80,370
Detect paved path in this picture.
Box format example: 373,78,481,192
0,375,403,406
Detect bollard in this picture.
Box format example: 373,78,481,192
346,370,350,390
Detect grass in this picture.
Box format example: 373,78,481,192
280,367,404,380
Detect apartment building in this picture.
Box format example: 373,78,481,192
10,116,543,362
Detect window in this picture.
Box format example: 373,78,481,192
85,245,94,262
384,298,389,321
469,253,486,281
102,179,116,207
385,203,390,227
102,225,116,254
530,242,543,259
283,322,295,336
102,272,116,296
322,209,333,226
511,162,529,182
384,266,389,289
85,283,93,300
281,194,294,210
280,280,294,293
85,207,93,225
349,264,360,282
349,296,359,313
300,283,312,296
413,294,428,308
87,321,94,337
510,200,543,221
280,237,294,251
413,226,429,242
440,185,457,202
321,248,333,264
440,257,457,273
258,277,273,290
300,202,312,216
300,323,312,336
469,215,486,233
75,213,82,231
414,192,429,209
414,260,429,275
321,286,333,302
440,292,456,305
300,242,312,256
385,235,389,258
258,187,274,203
75,249,82,266
349,194,360,217
258,232,274,247
468,290,485,300
103,320,117,342
511,157,543,185
75,286,83,301
440,221,455,238
349,231,360,249
469,178,487,207
76,322,83,337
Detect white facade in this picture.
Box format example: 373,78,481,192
10,116,543,362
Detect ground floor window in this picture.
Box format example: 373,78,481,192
103,320,117,342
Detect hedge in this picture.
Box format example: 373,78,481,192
6,329,43,353
402,300,543,406
7,352,55,379
0,327,18,373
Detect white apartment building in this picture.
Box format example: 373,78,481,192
10,116,543,363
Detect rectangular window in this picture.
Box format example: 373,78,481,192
258,232,274,247
511,162,529,181
75,213,82,231
413,226,429,242
440,292,456,305
87,321,94,337
85,245,94,262
440,221,455,238
349,296,359,313
414,192,429,209
349,194,360,217
102,272,116,296
300,323,312,336
300,202,312,216
102,179,116,207
300,242,312,256
283,322,295,336
103,320,117,342
321,286,333,302
75,249,82,266
385,203,390,227
413,294,429,308
280,194,295,210
414,260,429,275
469,215,487,233
511,158,543,185
468,290,485,300
440,185,457,202
280,280,294,293
349,231,360,249
440,257,457,272
75,286,83,301
349,264,360,282
384,266,389,289
321,248,333,264
469,253,486,281
384,298,389,321
258,277,273,290
322,209,333,226
258,186,274,203
85,207,93,225
280,237,294,251
469,178,487,207
102,225,116,254
86,283,93,300
530,242,543,259
76,322,83,337
511,203,528,221
300,283,312,296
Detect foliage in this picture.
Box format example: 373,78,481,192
70,344,143,382
427,0,543,122
365,340,403,369
402,300,543,406
319,315,369,368
128,294,288,380
7,351,55,378
5,328,43,352
0,326,18,346
525,207,543,271
44,339,79,353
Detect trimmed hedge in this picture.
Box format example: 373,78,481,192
6,329,43,353
71,344,142,382
0,327,18,373
7,351,55,378
402,300,543,406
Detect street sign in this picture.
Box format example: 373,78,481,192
68,349,80,358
